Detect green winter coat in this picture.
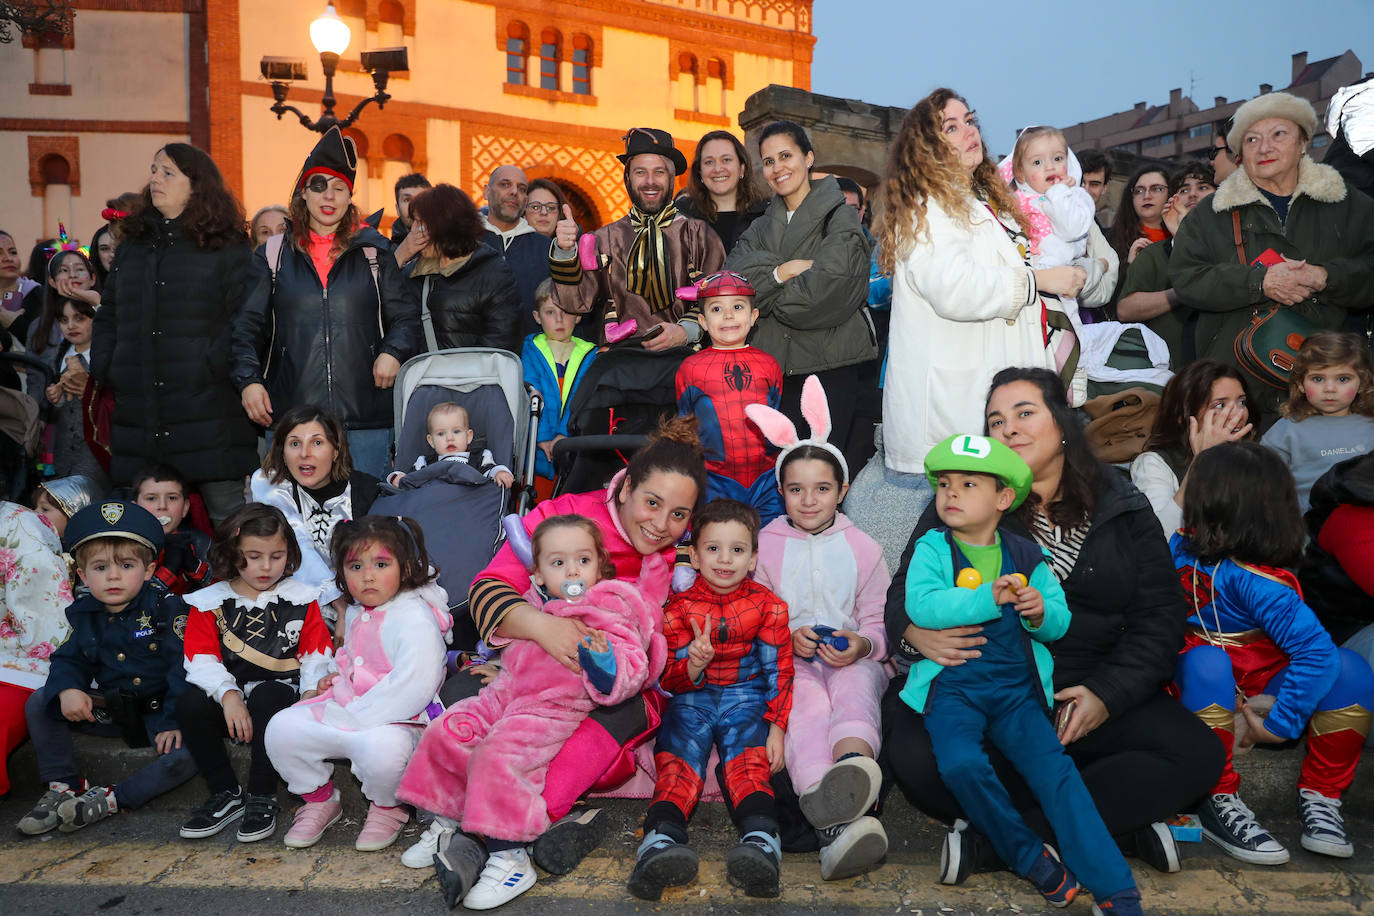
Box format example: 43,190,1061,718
727,176,877,375
1170,156,1374,374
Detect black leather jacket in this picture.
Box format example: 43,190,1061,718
231,226,421,430
408,245,523,353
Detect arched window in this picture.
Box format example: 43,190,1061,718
380,134,414,221
572,34,592,96
539,29,561,91
40,154,73,238
505,21,528,85
705,58,726,115
336,0,366,50
677,52,698,112
377,0,404,47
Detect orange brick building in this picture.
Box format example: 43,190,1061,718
3,0,814,247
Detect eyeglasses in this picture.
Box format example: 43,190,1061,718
1132,184,1168,196
525,202,559,215
1210,143,1231,159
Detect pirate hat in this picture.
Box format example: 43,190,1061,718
295,126,358,194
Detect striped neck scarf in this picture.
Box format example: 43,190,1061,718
1028,510,1088,582
626,201,678,313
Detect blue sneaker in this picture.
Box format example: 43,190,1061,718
1026,848,1078,908
1092,889,1145,916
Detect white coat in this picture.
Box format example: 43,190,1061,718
883,193,1055,474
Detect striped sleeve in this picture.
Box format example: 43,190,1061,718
470,577,530,646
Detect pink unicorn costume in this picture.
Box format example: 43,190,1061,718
397,557,669,843
745,376,892,796
265,582,451,807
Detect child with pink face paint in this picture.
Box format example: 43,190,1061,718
264,516,450,853
1262,332,1374,513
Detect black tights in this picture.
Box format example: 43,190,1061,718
176,680,297,797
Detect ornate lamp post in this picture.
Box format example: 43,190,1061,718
260,3,408,134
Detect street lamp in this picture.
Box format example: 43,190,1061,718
260,3,408,134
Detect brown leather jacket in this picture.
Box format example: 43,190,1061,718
548,213,726,344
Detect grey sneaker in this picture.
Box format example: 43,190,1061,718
18,782,78,836
57,786,116,832
818,816,887,880
1299,788,1353,858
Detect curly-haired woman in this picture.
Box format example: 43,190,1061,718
852,89,1105,567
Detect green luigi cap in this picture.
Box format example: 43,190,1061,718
62,500,165,556
924,434,1033,510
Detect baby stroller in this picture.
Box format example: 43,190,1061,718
0,352,55,502
552,346,689,496
372,348,540,648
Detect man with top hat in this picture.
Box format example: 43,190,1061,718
17,500,198,837
549,128,727,349
232,126,421,478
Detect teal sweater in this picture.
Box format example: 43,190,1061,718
900,528,1070,713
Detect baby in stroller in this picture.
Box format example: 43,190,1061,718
387,402,514,488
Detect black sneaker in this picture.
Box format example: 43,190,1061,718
1198,792,1289,865
817,816,887,881
726,829,781,898
434,831,488,909
1298,788,1353,858
939,818,1000,885
531,806,606,875
236,794,279,843
1122,821,1180,874
627,827,698,901
180,788,246,839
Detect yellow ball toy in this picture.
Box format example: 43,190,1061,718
956,568,982,589
1010,573,1028,590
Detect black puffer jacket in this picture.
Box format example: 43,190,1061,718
231,226,421,430
407,246,523,353
885,467,1187,717
90,213,257,484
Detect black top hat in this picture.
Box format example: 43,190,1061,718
63,500,166,556
617,127,687,174
295,126,358,193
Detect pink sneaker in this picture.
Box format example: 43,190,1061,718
283,790,343,848
355,803,409,851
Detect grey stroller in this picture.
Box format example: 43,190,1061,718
372,348,540,648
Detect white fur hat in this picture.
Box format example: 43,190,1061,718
1228,91,1319,153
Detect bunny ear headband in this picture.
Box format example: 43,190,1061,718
744,374,849,485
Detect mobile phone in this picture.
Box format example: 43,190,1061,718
1053,698,1077,734
1,290,22,313
641,324,665,341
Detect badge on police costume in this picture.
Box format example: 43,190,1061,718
173,615,188,640
100,502,125,525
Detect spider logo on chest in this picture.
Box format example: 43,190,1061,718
723,362,752,393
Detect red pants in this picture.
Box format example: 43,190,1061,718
0,682,36,795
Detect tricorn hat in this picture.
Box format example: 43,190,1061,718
296,126,358,193
617,127,687,174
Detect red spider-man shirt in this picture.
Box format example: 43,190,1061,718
660,577,794,730
676,345,782,487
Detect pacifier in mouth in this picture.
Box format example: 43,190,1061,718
561,580,587,600
156,516,173,527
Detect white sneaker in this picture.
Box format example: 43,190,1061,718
401,819,454,869
1299,788,1354,858
462,847,536,910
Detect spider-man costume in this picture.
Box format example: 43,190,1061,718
1172,533,1374,799
648,577,793,830
676,346,784,524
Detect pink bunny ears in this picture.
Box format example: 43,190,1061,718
744,374,849,485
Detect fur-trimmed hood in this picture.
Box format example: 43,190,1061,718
1211,155,1348,212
